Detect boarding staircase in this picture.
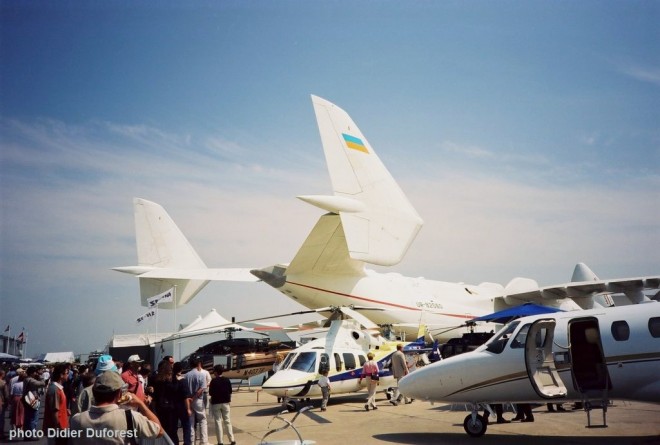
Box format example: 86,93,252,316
578,363,610,428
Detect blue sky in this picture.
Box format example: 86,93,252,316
1,1,658,357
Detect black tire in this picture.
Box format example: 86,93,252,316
286,400,297,412
463,413,488,437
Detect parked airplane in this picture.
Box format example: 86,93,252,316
398,302,660,437
113,95,659,340
261,306,428,411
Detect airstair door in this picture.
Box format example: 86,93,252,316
568,318,611,393
525,319,567,398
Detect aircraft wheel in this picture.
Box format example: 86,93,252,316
285,400,297,413
463,414,487,437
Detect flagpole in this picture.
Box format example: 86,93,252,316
156,299,160,336
4,327,9,353
174,285,178,359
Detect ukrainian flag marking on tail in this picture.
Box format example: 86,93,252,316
342,133,369,153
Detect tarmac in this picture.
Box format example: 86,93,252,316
3,387,659,444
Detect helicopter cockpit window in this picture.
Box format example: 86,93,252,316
280,352,295,370
485,321,520,354
291,352,317,373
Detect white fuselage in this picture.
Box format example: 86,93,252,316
399,303,660,404
262,319,399,399
274,269,562,341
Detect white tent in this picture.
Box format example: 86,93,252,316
0,352,19,360
108,333,174,348
172,308,248,340
39,352,76,363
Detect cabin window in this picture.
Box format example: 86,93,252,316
334,353,342,372
649,317,660,338
290,352,317,373
485,321,520,354
319,353,330,373
611,321,630,341
358,355,366,366
343,353,356,370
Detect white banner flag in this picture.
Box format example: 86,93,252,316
136,308,157,325
147,287,174,307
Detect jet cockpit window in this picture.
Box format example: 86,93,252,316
290,352,317,373
510,324,530,349
358,355,366,367
485,321,520,354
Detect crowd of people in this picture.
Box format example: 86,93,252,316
0,355,236,445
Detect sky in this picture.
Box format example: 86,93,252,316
1,0,658,358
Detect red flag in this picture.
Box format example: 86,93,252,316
17,332,25,343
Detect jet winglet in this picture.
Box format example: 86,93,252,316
311,95,424,266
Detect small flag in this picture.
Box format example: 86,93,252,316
17,331,25,342
147,287,174,307
3,325,9,333
342,133,368,154
136,309,157,325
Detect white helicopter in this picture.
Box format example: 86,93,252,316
262,306,428,412
398,302,660,437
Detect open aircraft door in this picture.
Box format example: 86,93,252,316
567,317,611,394
524,319,567,398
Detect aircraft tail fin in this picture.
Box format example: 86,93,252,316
415,324,427,343
308,95,423,266
571,262,599,282
121,198,210,307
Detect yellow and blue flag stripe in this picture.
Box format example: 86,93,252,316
342,133,368,153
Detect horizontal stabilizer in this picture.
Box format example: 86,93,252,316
137,268,258,282
311,95,423,266
114,198,259,307
297,195,366,213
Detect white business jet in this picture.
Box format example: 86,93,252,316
398,302,660,437
113,96,660,340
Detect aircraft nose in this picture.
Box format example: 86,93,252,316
398,365,432,401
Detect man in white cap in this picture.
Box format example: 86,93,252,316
121,355,145,402
69,370,162,444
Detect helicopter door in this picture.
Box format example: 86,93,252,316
525,319,567,398
568,318,611,393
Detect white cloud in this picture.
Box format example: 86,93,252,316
620,65,660,86
440,141,495,159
